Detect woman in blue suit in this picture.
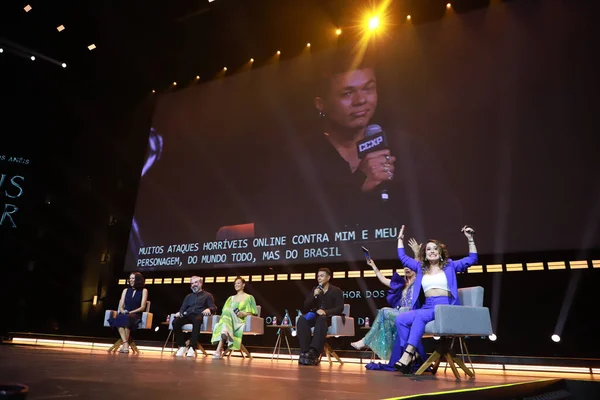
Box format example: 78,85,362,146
394,225,478,373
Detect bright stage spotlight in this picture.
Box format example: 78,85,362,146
358,0,391,38
551,334,561,343
489,334,497,341
368,16,380,30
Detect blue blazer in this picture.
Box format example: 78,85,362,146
397,248,478,307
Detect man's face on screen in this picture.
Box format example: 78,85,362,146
321,68,378,131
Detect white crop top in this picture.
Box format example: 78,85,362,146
421,272,449,293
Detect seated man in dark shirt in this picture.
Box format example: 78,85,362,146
297,268,344,366
173,276,217,357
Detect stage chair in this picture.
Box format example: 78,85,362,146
296,304,355,365
223,305,265,359
164,314,220,356
104,301,153,354
323,304,355,365
415,286,492,379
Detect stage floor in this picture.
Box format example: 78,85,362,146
0,345,595,400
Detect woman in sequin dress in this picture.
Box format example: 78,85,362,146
350,239,425,361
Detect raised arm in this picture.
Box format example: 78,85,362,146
367,258,391,288
454,226,478,272
408,238,422,261
462,225,477,254
397,225,421,271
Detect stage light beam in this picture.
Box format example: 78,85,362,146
0,48,3,53
276,50,281,55
61,63,67,68
336,28,342,36
447,3,452,9
30,56,35,61
489,334,497,341
407,15,412,21
551,334,561,343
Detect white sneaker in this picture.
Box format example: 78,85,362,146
175,347,186,356
186,348,196,357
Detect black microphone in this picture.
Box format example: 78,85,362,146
356,124,390,202
314,284,323,298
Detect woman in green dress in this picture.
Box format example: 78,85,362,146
211,276,258,359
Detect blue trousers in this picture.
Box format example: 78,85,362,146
396,296,450,351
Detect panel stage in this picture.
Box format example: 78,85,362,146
1,345,598,400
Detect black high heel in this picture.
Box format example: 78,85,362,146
397,350,416,374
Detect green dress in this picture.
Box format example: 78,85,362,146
211,294,258,350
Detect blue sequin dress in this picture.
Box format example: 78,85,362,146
362,272,415,360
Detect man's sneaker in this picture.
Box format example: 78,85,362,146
175,347,186,356
186,347,196,357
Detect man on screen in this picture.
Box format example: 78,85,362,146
172,276,217,357
297,268,344,366
262,44,462,248
313,48,396,196
266,46,413,235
